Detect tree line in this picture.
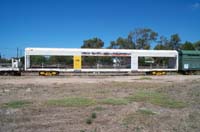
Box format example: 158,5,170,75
81,28,200,50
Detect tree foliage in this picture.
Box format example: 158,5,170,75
81,37,104,48
129,28,158,49
180,41,195,50
109,36,134,49
167,34,181,50
154,44,166,50
155,34,182,50
154,36,168,50
194,41,200,50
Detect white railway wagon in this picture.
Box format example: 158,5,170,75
25,48,178,75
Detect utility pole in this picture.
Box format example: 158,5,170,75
17,47,19,58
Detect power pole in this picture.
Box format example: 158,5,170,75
17,47,19,58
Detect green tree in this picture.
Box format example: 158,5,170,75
154,36,168,50
81,37,104,48
154,44,166,50
109,37,134,49
129,28,158,49
181,41,195,50
167,34,181,50
194,41,200,50
0,58,11,63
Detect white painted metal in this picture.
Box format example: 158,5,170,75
0,58,21,72
25,55,30,70
25,48,177,57
25,68,132,72
12,58,20,68
131,54,138,70
25,51,27,70
25,48,133,56
0,68,20,71
25,48,179,72
25,68,177,72
137,69,177,72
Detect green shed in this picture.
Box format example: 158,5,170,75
179,50,200,71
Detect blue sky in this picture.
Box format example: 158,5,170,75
0,0,200,58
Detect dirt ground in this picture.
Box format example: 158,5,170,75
0,75,200,132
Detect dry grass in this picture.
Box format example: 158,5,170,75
0,75,199,132
126,91,187,108
46,97,96,107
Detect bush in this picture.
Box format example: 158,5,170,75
91,112,97,119
86,118,92,124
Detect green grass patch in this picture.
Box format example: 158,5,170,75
126,91,186,108
47,97,96,107
91,112,97,119
86,118,93,124
99,98,128,105
93,106,106,111
137,109,156,115
2,100,32,108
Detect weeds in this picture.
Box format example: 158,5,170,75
93,106,106,111
137,108,156,115
123,109,155,125
2,100,32,108
85,112,97,125
47,97,96,107
86,118,92,124
91,112,97,119
126,91,186,108
99,98,128,105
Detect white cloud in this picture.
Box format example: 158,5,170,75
192,2,200,9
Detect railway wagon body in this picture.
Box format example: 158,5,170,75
4,48,200,76
24,48,179,75
179,50,200,74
